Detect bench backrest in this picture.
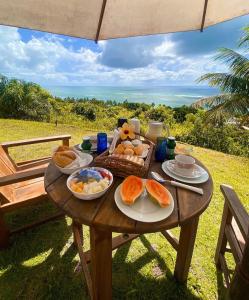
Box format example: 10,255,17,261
0,146,15,203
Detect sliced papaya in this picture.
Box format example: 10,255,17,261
145,179,170,208
120,175,144,205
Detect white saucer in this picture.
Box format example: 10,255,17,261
166,160,206,179
162,161,209,184
114,180,174,223
76,142,110,152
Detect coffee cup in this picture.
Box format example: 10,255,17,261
175,154,195,170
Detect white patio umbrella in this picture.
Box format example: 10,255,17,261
0,0,248,42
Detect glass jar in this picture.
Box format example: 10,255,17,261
166,136,176,160
155,137,167,162
97,133,108,154
145,121,163,143
81,136,92,151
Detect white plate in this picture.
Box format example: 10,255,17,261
166,160,206,179
162,161,209,184
114,180,174,223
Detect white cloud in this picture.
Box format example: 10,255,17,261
152,36,176,58
0,25,227,86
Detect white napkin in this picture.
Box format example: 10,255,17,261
109,129,120,154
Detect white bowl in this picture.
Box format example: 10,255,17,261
67,167,113,200
56,152,93,174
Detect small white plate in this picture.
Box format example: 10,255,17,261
166,160,206,179
77,142,110,152
162,161,209,184
114,180,174,223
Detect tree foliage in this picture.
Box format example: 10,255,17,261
0,75,51,121
195,26,249,123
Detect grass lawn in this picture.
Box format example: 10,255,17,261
0,119,248,300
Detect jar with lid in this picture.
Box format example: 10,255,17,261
145,121,163,143
81,136,92,151
166,136,176,160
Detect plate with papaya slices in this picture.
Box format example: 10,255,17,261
114,176,174,223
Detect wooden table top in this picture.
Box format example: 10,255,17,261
44,156,213,234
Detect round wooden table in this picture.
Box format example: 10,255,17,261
44,156,213,300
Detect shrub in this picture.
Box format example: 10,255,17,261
173,105,198,123
177,116,249,157
145,105,175,125
71,103,96,121
0,77,51,121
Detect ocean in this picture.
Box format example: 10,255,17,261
44,85,219,107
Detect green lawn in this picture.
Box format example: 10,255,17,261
0,119,248,300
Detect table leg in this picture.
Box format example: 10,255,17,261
72,220,83,246
174,217,199,283
0,210,10,249
90,226,112,300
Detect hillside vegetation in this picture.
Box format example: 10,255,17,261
0,74,248,157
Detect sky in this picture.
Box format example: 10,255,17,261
0,14,249,86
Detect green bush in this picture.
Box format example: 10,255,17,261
144,105,175,126
177,116,249,157
0,76,51,121
173,105,198,123
71,103,96,121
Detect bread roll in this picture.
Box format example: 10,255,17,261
124,148,134,155
56,145,71,152
134,145,144,156
53,151,76,168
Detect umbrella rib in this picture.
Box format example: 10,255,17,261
95,0,107,43
200,0,209,32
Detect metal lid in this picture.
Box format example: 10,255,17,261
168,136,175,140
83,136,90,140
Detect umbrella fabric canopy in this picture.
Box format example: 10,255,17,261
0,0,248,41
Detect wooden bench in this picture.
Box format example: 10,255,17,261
0,134,71,249
215,184,249,299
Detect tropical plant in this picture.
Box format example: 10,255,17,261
194,26,249,124
0,75,51,121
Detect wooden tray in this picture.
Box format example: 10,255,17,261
94,134,154,178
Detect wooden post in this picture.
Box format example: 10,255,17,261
62,138,70,147
215,202,232,267
90,226,112,300
72,220,83,246
229,239,249,299
0,210,10,249
174,217,199,282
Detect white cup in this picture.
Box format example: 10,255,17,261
175,154,195,170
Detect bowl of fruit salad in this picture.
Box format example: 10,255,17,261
67,167,113,200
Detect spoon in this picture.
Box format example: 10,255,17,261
151,171,204,195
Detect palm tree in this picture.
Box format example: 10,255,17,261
193,26,249,124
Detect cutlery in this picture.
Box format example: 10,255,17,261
151,171,204,195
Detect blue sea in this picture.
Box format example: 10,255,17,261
44,85,218,107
